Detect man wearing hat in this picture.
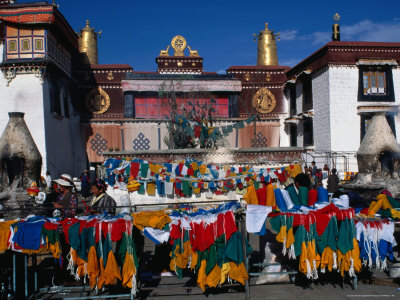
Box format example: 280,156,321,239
53,174,78,218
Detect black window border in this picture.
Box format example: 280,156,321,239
358,65,395,102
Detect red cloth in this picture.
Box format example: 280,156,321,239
59,218,79,244
194,126,201,138
130,162,140,178
216,211,237,241
256,187,267,206
308,189,318,206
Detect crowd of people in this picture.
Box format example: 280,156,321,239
304,161,340,194
41,171,116,218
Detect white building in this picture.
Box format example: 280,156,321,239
282,41,400,173
0,2,87,178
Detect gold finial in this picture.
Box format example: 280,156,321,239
333,13,340,23
255,21,279,66
78,20,100,65
332,13,341,41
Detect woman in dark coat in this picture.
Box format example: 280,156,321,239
90,179,116,215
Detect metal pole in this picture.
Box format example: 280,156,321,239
13,253,16,295
240,218,250,300
34,255,38,294
24,255,28,299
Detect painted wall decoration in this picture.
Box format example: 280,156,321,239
90,133,108,156
132,133,151,151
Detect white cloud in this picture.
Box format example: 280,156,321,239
279,29,298,41
342,20,400,42
278,19,400,46
310,31,331,45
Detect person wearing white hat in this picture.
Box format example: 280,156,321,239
53,174,78,218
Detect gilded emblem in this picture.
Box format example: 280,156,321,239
252,87,276,114
177,62,183,67
85,87,110,114
171,35,187,56
107,72,114,80
266,73,271,81
244,73,251,82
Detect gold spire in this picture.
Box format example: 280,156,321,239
255,22,279,66
332,13,341,41
78,20,101,65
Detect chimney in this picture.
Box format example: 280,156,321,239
357,112,400,177
0,112,42,188
332,13,341,41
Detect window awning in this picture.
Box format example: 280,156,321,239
356,59,398,66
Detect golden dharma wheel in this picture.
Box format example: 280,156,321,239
252,87,276,114
85,87,111,114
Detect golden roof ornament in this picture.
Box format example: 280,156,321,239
78,20,102,65
254,22,279,66
332,13,341,41
159,35,200,57
171,35,187,56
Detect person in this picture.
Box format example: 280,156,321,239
315,168,323,188
311,161,317,177
285,173,312,204
90,178,116,215
323,164,330,175
53,174,78,218
327,168,340,193
80,170,91,198
45,171,52,189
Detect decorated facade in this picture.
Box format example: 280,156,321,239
0,1,399,176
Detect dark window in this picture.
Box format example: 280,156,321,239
63,94,70,118
358,66,394,102
360,113,396,142
50,83,62,116
290,124,297,147
289,85,296,115
302,77,312,111
303,119,313,147
124,93,134,118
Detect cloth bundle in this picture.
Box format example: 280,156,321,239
167,201,249,291
269,203,362,279
355,218,397,271
58,215,139,294
364,193,400,220
8,217,61,258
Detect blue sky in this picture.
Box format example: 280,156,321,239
20,0,400,72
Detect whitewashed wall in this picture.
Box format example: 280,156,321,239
392,68,400,144
312,68,331,152
328,66,360,153
0,73,47,170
